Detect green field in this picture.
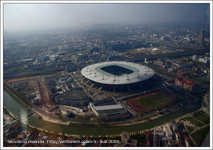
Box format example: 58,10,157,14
183,111,210,127
191,125,210,146
135,92,172,109
187,117,205,127
182,110,210,146
193,111,210,124
186,125,194,134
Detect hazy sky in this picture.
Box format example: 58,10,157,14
4,3,210,31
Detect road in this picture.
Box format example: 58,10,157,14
37,77,49,105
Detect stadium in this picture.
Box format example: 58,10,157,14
81,61,155,92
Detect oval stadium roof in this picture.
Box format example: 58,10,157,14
81,61,155,85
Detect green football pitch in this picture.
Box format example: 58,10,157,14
135,92,172,109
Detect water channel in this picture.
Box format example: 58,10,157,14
3,90,201,136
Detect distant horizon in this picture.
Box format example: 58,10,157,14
3,22,210,35
3,3,210,32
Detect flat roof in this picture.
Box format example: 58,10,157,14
64,90,88,100
95,104,123,111
81,61,155,85
94,100,117,106
92,100,125,114
91,101,126,114
97,108,125,114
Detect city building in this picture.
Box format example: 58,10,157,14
65,65,75,72
192,55,198,61
175,132,182,142
42,55,50,61
50,55,60,61
114,131,137,147
202,91,210,112
153,126,166,146
55,90,90,106
163,124,173,141
198,29,205,45
4,122,22,139
177,68,191,76
198,57,210,64
31,93,41,104
36,57,43,63
175,77,197,91
184,137,192,147
144,58,148,64
146,130,152,146
153,60,164,67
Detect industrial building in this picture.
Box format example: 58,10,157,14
55,90,90,106
89,99,128,120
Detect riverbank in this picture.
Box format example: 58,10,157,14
3,105,18,119
3,82,202,128
3,83,30,109
33,110,70,126
27,107,204,138
3,88,201,136
34,102,201,128
26,123,146,138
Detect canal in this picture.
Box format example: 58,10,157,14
3,90,201,136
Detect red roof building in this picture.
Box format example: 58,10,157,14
175,77,197,91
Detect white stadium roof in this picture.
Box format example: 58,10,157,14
81,61,155,85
